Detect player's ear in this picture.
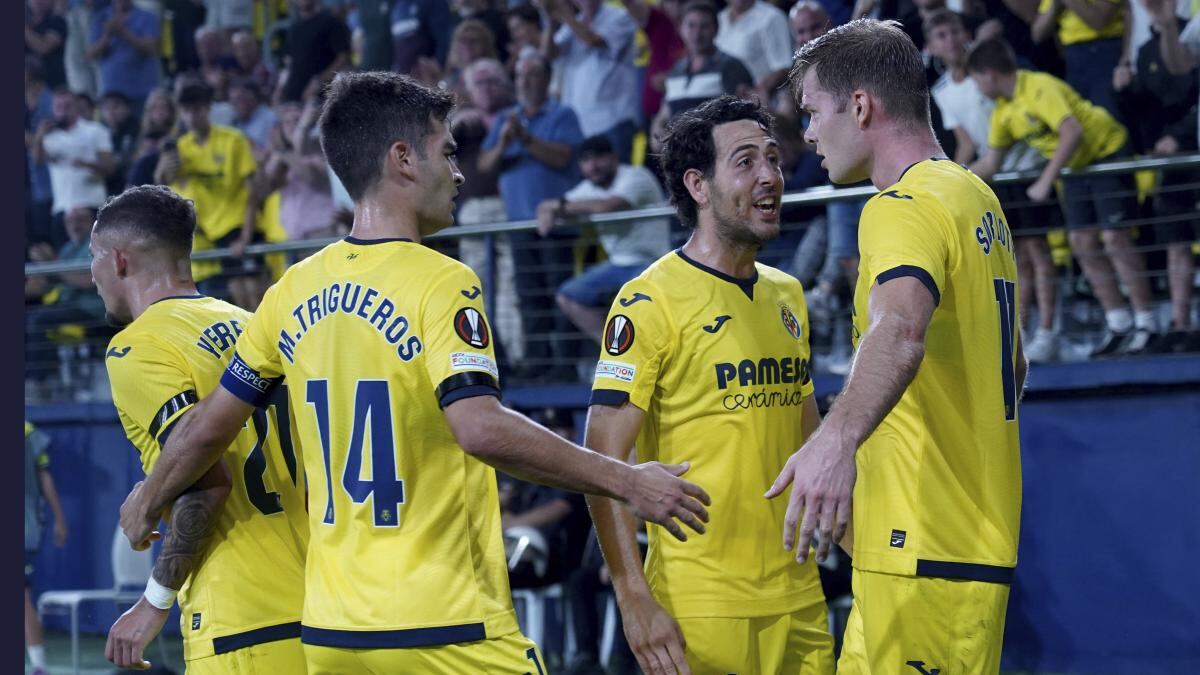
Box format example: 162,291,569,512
386,140,416,182
853,90,872,129
683,168,709,209
113,247,130,278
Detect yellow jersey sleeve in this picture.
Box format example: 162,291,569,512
221,284,285,407
1025,76,1075,135
105,337,198,470
589,278,675,411
419,264,501,407
859,191,951,306
987,102,1016,151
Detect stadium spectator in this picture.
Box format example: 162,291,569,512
161,0,206,75
126,88,178,188
1124,0,1200,353
506,4,545,72
545,135,672,345
652,0,754,151
452,59,525,364
480,53,584,377
87,0,161,112
264,101,339,242
229,79,279,157
24,206,107,389
157,82,264,310
790,0,831,46
927,11,1061,362
715,0,793,104
194,26,239,109
206,0,254,33
64,0,100,98
26,58,56,250
32,88,115,235
76,92,97,123
1152,3,1200,141
24,422,68,675
390,0,457,75
100,92,139,197
1032,0,1127,119
230,30,273,92
26,0,68,90
540,0,641,162
621,0,686,130
454,0,513,64
968,37,1157,356
442,19,500,97
278,0,351,103
356,0,397,71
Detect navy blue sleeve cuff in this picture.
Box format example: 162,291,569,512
437,372,501,408
220,352,280,407
590,389,630,407
876,265,941,306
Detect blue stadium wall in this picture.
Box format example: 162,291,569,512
26,356,1200,673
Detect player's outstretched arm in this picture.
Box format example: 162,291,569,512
584,402,693,675
444,395,711,542
767,277,934,564
120,387,255,549
107,460,232,671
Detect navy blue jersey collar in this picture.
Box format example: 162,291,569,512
675,249,758,300
149,293,205,306
343,236,414,245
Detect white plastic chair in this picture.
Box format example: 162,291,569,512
37,526,169,674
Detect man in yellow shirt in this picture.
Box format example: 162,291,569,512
1033,0,1126,118
786,19,1027,673
968,37,1157,356
584,95,834,675
156,80,266,310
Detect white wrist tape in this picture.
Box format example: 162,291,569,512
143,577,178,610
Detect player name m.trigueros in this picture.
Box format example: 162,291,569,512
277,282,423,363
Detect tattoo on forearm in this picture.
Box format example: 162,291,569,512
152,491,221,590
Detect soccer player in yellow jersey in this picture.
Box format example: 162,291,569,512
966,37,1157,357
91,186,308,673
781,19,1029,673
585,95,835,675
116,72,712,674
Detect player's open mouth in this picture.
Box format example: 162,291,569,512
754,198,779,216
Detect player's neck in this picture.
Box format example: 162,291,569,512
350,197,423,243
128,272,199,322
868,127,946,189
682,227,758,279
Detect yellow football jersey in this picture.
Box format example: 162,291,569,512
988,70,1127,170
173,125,256,242
220,237,519,648
590,251,826,619
1037,0,1123,45
105,296,308,661
851,159,1022,583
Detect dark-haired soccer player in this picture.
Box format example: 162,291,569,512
116,72,712,673
782,18,1027,673
94,185,308,673
585,95,834,675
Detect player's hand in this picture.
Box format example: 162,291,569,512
105,597,168,670
620,591,691,675
119,481,161,551
1154,135,1180,155
1026,179,1054,203
765,423,856,564
1111,63,1133,92
625,461,710,542
53,520,69,548
229,234,251,258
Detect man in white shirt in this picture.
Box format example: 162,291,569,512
536,135,672,344
716,0,794,102
927,10,1062,362
31,88,114,239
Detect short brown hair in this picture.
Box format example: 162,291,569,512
789,18,930,128
922,8,964,38
965,37,1018,75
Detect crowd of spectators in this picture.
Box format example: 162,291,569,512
23,0,1200,392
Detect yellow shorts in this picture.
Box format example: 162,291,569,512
186,637,307,675
677,599,835,675
303,632,545,675
837,569,1011,675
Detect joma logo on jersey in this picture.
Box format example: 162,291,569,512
714,357,810,390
